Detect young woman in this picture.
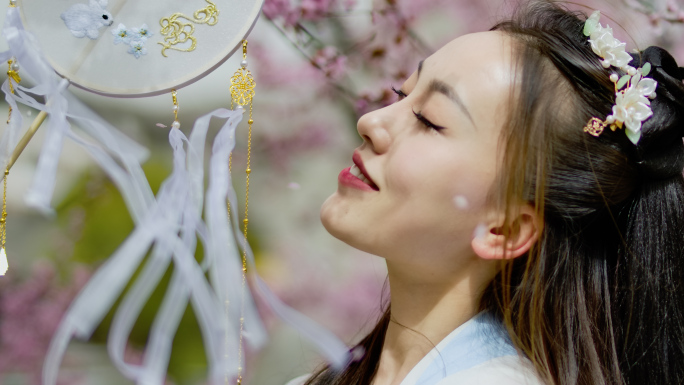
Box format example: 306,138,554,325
290,2,684,384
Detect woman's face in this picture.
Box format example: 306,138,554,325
321,31,515,271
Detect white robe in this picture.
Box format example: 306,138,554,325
286,313,545,385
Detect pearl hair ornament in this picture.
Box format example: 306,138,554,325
582,11,658,144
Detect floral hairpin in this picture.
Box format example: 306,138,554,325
582,11,657,144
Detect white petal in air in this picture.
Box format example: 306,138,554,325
453,195,470,210
0,248,7,276
473,223,488,240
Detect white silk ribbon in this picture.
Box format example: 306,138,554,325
0,5,351,384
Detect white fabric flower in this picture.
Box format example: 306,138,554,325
111,23,131,45
588,24,633,69
611,73,658,143
131,23,153,41
127,40,147,59
583,11,659,144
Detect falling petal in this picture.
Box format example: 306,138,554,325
288,182,301,190
156,123,167,128
0,248,7,276
453,195,469,210
350,346,365,362
473,224,488,240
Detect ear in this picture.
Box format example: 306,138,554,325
471,204,539,260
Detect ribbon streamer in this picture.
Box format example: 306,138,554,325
0,4,351,384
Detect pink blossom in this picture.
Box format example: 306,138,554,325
262,0,292,20
300,0,335,21
312,46,348,80
0,262,91,380
250,42,324,87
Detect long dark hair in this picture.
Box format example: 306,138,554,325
305,2,684,384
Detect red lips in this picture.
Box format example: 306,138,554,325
338,167,377,191
337,151,379,191
352,151,379,190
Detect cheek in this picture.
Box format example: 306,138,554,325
387,141,495,214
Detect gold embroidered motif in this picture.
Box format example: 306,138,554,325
193,0,219,25
158,0,219,57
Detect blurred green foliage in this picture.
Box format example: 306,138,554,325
52,158,211,384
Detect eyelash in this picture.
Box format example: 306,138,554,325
391,86,407,99
412,110,445,132
390,86,445,132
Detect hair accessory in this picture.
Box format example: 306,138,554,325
582,11,658,144
61,0,113,39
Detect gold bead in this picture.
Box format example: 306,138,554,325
245,168,251,174
4,169,8,175
243,218,249,224
0,218,5,223
248,119,253,124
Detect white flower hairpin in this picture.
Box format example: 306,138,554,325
582,11,657,144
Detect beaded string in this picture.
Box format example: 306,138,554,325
1,57,19,276
0,168,7,276
171,89,181,129
228,39,255,385
6,58,20,124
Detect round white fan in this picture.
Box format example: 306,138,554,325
17,0,263,96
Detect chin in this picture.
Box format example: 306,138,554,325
320,193,375,254
320,193,347,239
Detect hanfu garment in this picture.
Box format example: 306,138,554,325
286,312,545,385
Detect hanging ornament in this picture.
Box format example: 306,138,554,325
0,168,7,276
6,58,20,124
0,1,351,383
228,39,254,385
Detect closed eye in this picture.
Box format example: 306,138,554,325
412,109,445,132
391,86,407,100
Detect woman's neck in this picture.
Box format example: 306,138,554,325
372,258,496,385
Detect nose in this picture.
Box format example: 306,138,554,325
356,107,392,154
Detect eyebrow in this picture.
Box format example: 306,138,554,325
415,60,477,128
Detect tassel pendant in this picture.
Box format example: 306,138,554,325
0,169,8,276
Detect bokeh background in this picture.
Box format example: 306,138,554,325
0,0,682,384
